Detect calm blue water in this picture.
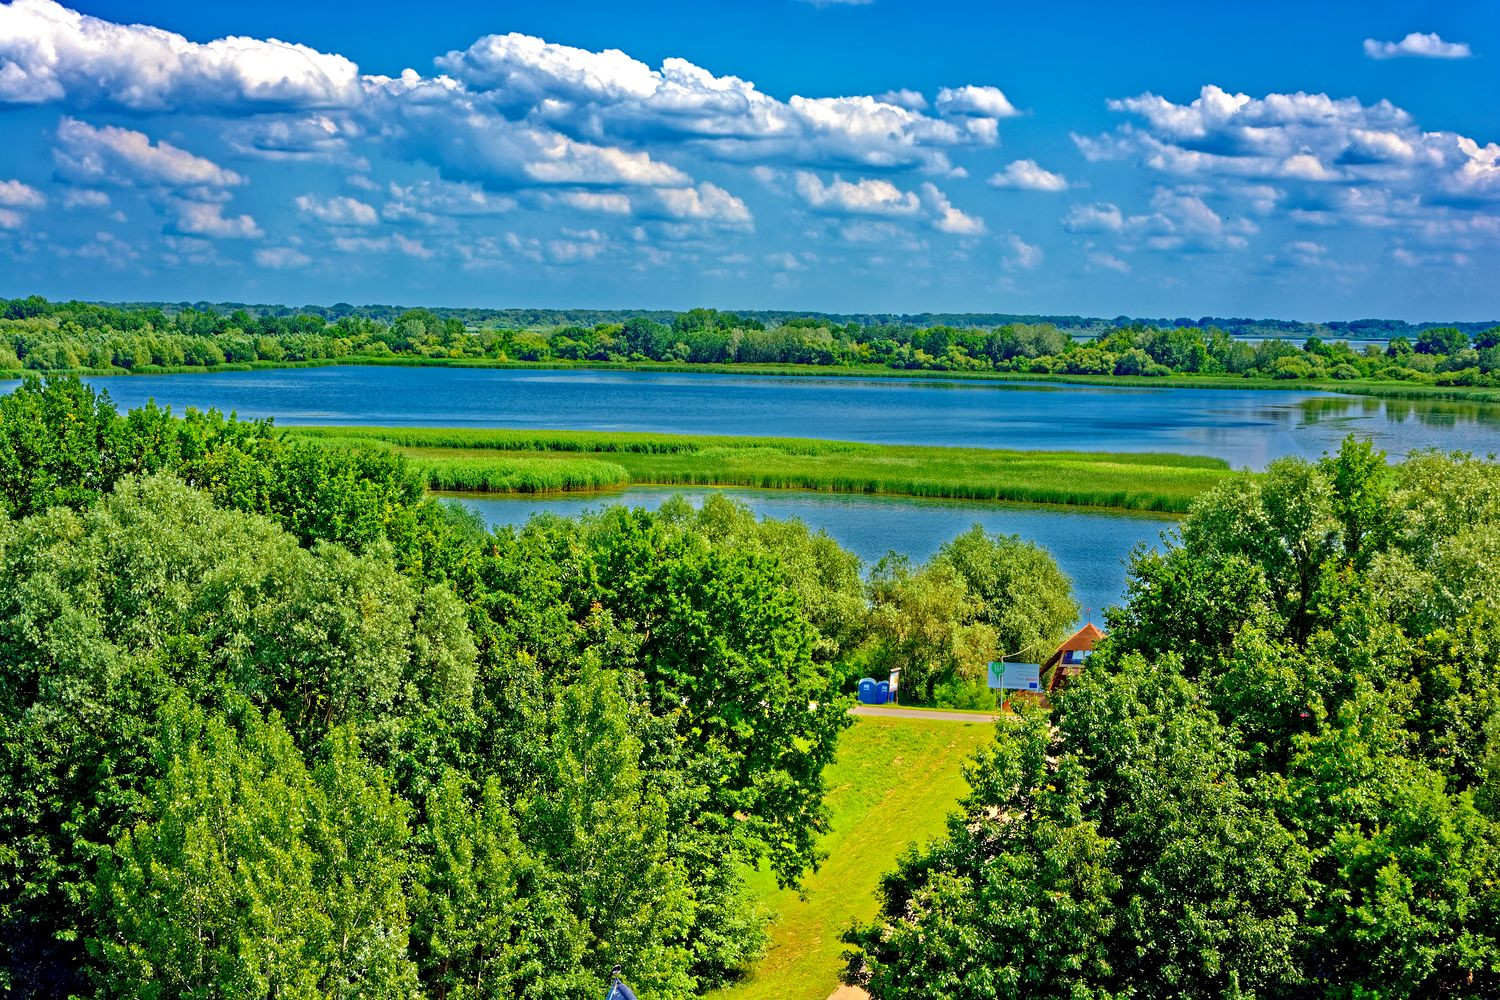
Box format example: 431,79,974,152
17,363,1485,610
37,366,1500,468
455,487,1169,620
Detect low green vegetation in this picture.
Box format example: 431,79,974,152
288,426,1235,513
5,295,1500,396
846,439,1500,998
714,717,996,1000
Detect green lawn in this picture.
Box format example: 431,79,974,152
713,716,997,1000
287,426,1235,513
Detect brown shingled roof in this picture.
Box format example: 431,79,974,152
1043,622,1106,693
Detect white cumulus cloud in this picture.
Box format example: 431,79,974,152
794,172,921,216
1364,32,1471,60
920,182,985,235
554,190,633,215
1000,233,1043,270
935,85,1020,119
61,188,109,209
0,179,45,208
254,246,313,269
1063,191,1254,252
651,183,753,225
382,179,518,224
294,194,378,226
226,114,362,162
1087,250,1130,274
0,0,363,111
988,159,1069,191
54,118,244,189
1063,202,1126,233
0,2,1054,283
1077,83,1500,238
173,200,262,239
876,89,927,111
433,32,1006,173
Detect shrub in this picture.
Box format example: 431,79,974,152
1273,356,1315,379
1114,348,1154,376
1062,348,1115,376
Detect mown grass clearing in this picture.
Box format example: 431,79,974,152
712,717,995,1000
288,427,1236,512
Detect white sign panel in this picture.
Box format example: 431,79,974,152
987,662,1041,691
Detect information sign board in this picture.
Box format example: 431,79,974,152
987,661,1041,691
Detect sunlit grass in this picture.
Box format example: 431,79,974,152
710,717,995,1000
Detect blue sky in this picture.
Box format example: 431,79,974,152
0,0,1497,319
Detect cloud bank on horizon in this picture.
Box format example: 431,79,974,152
0,0,1494,318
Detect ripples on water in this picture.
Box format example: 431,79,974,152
38,365,1500,467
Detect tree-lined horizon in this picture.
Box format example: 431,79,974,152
5,297,1500,390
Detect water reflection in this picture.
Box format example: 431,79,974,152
1295,395,1500,435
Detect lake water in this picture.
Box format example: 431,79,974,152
49,365,1500,468
455,487,1170,620
12,365,1498,611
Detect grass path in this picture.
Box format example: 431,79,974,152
287,426,1234,513
712,717,996,1000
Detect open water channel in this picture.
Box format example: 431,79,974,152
20,365,1500,613
70,365,1500,466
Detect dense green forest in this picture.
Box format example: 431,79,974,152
4,296,1500,388
12,295,1494,340
845,439,1500,998
0,377,1076,998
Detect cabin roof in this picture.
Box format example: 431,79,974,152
1042,622,1106,675
1057,622,1104,653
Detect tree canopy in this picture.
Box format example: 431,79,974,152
0,376,875,999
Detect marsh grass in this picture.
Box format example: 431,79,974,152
289,426,1236,512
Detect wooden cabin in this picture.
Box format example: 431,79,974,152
1043,623,1105,693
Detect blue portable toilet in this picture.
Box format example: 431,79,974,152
857,678,878,704
875,681,891,704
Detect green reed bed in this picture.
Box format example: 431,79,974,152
290,427,1237,513
413,454,630,492
290,426,874,455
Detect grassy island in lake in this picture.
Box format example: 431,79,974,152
286,426,1237,513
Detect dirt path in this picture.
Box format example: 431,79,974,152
827,987,869,1000
849,705,998,722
